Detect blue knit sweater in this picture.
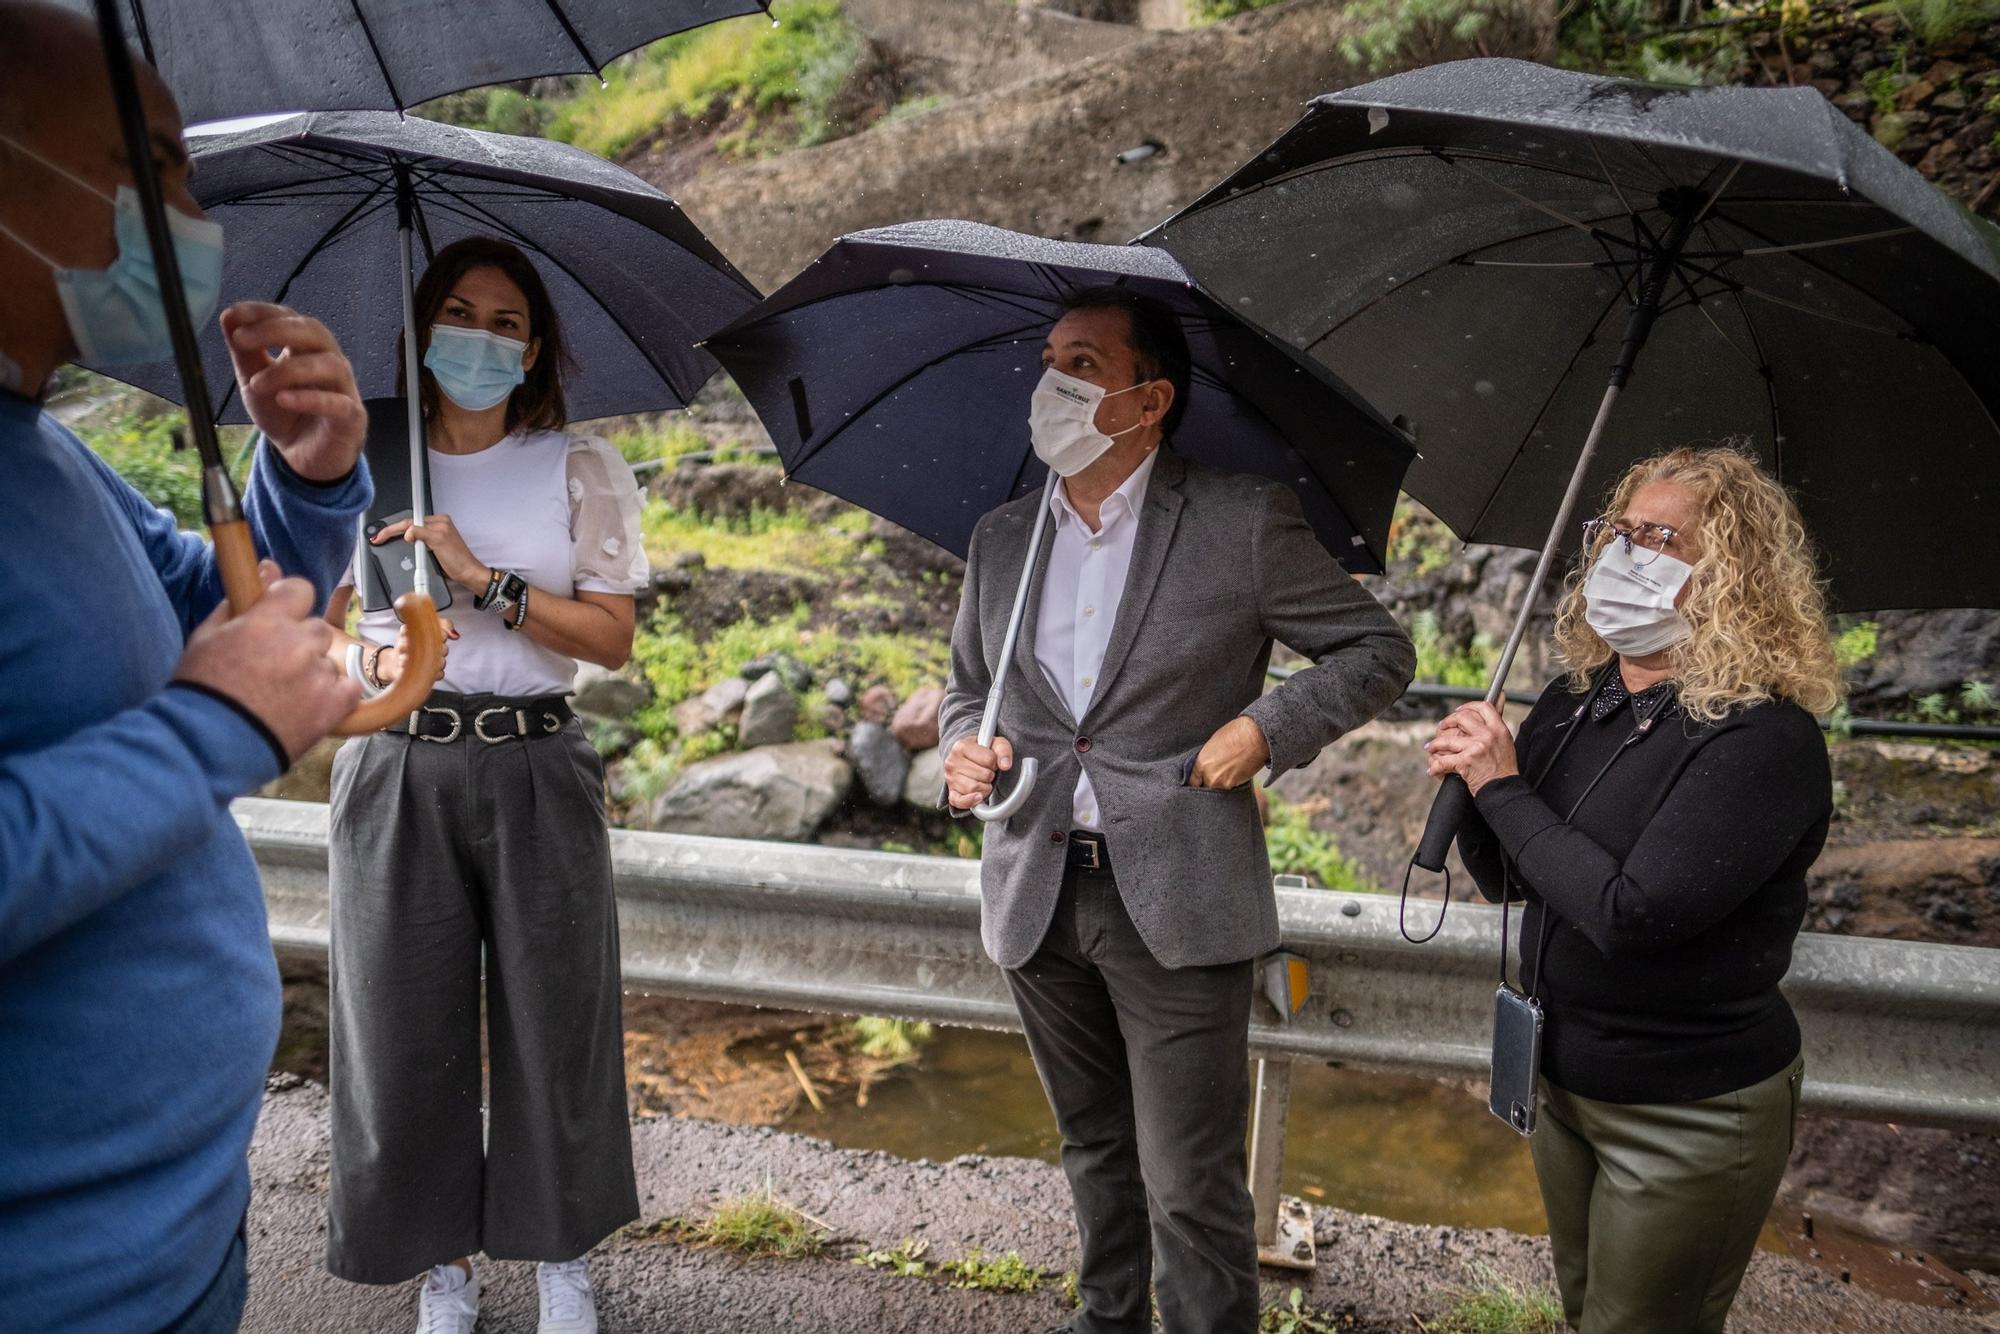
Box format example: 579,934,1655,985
0,389,368,1332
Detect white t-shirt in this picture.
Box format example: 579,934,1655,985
347,429,649,697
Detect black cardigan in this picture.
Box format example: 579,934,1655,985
1456,675,1832,1104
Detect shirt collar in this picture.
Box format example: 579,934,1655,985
1051,447,1159,533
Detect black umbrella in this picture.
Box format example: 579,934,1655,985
704,219,1415,819
104,111,759,425
60,0,768,126
96,110,758,620
1141,57,2000,870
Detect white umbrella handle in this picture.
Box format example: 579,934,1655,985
972,471,1058,824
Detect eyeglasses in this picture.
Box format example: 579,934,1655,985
1581,516,1680,568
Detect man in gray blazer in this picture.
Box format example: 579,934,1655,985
941,287,1414,1334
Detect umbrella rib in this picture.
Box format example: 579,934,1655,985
1698,207,1921,334
1300,209,1641,357
1687,160,1743,231
208,184,399,422
1733,226,1920,257
1722,285,1785,478
539,0,600,72
1458,283,1629,541
1587,139,1640,220
1434,151,1606,237
411,192,698,397
1731,283,1913,338
344,0,406,110
783,315,1053,478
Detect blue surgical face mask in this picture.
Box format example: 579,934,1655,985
423,324,528,412
0,134,225,366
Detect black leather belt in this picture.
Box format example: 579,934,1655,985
384,692,573,744
1067,830,1112,874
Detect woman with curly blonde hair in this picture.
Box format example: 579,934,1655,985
1424,444,1842,1334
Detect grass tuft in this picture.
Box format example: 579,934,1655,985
662,1191,828,1259
850,1017,934,1064
1419,1266,1566,1333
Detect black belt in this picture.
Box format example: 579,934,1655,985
383,692,573,744
1066,830,1112,874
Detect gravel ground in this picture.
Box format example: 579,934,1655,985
245,1079,1998,1333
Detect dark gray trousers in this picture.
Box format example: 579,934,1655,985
1006,863,1259,1334
325,718,638,1284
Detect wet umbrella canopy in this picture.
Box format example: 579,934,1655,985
1144,57,2000,614
96,111,760,422
1142,57,2000,876
55,0,768,126
704,219,1415,568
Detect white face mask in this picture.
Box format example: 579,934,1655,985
1583,540,1695,657
1029,367,1148,477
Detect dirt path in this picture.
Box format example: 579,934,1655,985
244,1079,1997,1333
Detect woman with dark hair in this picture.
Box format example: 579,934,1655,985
1425,445,1842,1334
321,236,647,1334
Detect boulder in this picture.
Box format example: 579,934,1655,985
902,746,945,808
858,683,899,724
741,651,812,692
570,662,652,720
825,677,854,707
647,740,852,842
849,721,911,807
890,684,946,751
674,676,750,735
737,671,800,749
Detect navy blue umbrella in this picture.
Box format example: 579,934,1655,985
706,220,1415,823
703,219,1415,569
101,111,760,424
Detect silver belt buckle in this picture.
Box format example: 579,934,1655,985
412,705,460,743
1075,835,1101,870
473,706,522,744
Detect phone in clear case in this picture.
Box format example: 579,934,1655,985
1489,984,1543,1136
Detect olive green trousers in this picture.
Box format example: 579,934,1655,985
1531,1056,1804,1334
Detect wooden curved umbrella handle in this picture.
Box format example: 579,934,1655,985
214,519,445,738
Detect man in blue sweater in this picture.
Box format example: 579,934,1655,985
1,6,376,1329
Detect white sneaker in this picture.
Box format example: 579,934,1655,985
537,1258,597,1334
415,1263,478,1334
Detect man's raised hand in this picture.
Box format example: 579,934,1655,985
944,736,1015,810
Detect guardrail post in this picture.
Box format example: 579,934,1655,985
1248,1056,1313,1270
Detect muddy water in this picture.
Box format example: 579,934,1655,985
786,1026,1551,1234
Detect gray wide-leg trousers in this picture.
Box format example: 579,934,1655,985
324,720,638,1284
1006,863,1259,1334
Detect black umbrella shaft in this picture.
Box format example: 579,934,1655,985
90,0,239,523
1611,214,1696,390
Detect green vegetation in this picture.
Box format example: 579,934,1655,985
1266,794,1380,893
545,1,860,160
1260,1286,1346,1333
1409,610,1497,691
1191,0,1289,24
850,1016,934,1063
643,500,876,576
853,1237,932,1276
1337,0,1521,73
655,1191,828,1258
610,417,711,469
1418,1267,1565,1333
936,1248,1048,1293
1389,503,1457,578
1912,680,1998,724
1892,0,2000,45
72,410,255,529
1833,618,1880,671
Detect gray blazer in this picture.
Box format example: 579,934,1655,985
941,452,1416,970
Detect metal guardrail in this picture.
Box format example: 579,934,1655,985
241,797,2000,1137
1270,668,2000,743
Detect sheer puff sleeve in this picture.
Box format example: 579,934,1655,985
566,435,650,595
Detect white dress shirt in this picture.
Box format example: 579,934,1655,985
1034,448,1158,831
